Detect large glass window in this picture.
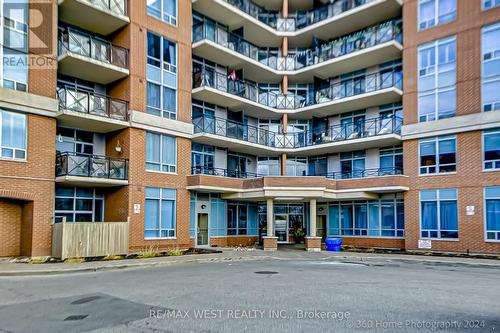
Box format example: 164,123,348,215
286,156,307,176
146,131,176,173
257,157,280,176
419,136,456,174
308,156,327,176
227,202,248,235
418,37,456,122
418,0,456,30
192,143,215,172
485,187,500,241
379,146,403,175
482,0,500,10
54,187,104,222
420,189,458,239
340,150,366,178
146,32,177,119
483,129,500,170
147,0,177,25
482,23,500,112
328,196,404,237
144,187,176,239
0,110,26,160
2,0,28,91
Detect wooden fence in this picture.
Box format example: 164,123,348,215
52,219,129,259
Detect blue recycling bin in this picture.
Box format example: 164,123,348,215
325,238,343,251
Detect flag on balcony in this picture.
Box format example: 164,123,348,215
228,70,237,81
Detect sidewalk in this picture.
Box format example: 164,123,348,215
0,249,499,277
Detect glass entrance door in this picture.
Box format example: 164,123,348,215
197,213,209,246
274,214,288,243
317,215,327,240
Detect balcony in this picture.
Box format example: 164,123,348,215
193,0,402,47
192,17,402,81
187,167,409,200
57,86,129,133
56,152,128,186
192,166,262,178
58,27,129,84
192,114,402,155
58,0,129,35
192,67,402,118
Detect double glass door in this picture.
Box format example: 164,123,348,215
274,214,288,243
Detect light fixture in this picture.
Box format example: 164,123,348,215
115,140,122,154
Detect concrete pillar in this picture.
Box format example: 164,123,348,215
309,199,317,236
281,152,287,176
305,199,321,252
266,198,274,236
263,198,277,251
282,0,288,18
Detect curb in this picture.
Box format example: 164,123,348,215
1,253,499,277
0,255,268,277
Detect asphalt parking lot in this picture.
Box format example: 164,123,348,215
0,254,499,332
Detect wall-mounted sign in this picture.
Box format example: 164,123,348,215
134,204,141,214
418,239,432,249
466,206,475,216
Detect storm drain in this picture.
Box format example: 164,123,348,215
71,295,101,305
64,315,89,321
254,271,279,275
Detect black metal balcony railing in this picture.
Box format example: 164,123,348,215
323,167,403,180
191,166,404,180
192,166,262,178
56,152,128,180
193,115,402,149
192,17,401,71
58,27,129,69
85,0,127,16
193,67,402,109
225,0,375,32
57,86,129,121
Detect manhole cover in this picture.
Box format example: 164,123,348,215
71,296,101,305
254,271,278,275
64,315,89,321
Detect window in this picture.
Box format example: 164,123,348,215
286,156,307,176
419,136,456,174
144,187,176,238
147,0,177,25
192,143,214,172
485,187,500,241
227,202,247,235
56,127,94,154
483,129,500,170
482,23,500,112
55,187,104,222
2,0,28,91
418,37,456,122
146,132,176,173
328,196,404,237
379,146,403,175
340,150,366,178
257,157,280,176
308,156,327,176
418,0,456,30
0,110,26,160
482,0,500,10
420,189,458,239
146,32,177,119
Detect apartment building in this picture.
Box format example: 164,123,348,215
0,0,498,258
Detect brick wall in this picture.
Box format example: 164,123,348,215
0,199,22,256
403,131,500,254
